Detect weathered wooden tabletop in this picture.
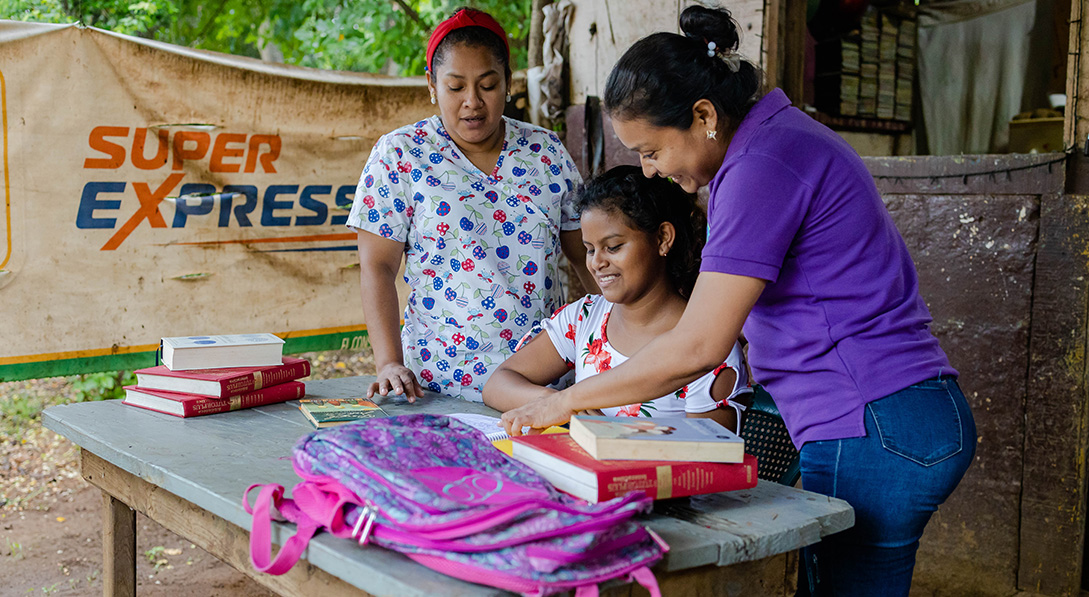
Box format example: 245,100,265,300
43,375,853,596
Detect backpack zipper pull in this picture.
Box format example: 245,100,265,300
352,506,379,546
352,506,371,544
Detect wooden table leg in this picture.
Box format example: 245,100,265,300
101,491,136,597
80,450,364,597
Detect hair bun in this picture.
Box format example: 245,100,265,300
679,5,740,51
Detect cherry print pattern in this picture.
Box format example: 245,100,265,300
348,115,582,401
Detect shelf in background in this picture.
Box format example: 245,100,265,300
811,111,913,134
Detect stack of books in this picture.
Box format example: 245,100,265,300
895,17,917,122
814,36,861,116
123,334,308,418
511,416,757,503
858,9,880,118
812,6,916,123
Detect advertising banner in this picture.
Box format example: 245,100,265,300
0,22,428,380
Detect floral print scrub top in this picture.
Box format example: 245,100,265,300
347,115,582,402
538,295,752,417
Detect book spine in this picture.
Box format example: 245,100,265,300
596,460,756,501
219,361,311,397
184,382,306,417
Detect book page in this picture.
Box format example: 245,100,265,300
447,413,530,442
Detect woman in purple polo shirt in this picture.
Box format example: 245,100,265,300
500,5,975,596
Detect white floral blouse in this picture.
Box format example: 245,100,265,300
347,115,582,401
538,295,752,417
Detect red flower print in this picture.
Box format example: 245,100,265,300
584,338,612,373
600,312,610,339
617,404,641,417
675,385,688,400
565,324,576,341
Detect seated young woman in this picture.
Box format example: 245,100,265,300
482,165,753,432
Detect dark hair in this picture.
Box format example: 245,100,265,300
574,165,707,299
431,9,512,82
603,5,762,132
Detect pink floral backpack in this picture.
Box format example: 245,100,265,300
245,414,667,596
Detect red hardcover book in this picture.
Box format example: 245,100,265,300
133,357,310,398
122,381,305,418
511,433,757,503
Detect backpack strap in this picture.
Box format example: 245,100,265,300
244,483,320,576
574,584,599,597
628,566,662,597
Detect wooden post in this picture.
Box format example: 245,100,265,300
101,492,136,597
1064,0,1086,150
528,0,554,69
762,0,806,105
1018,192,1089,594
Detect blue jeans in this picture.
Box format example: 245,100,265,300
796,376,975,596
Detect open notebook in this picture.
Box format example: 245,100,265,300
447,413,521,441
447,413,568,456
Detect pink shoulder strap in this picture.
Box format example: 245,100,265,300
244,483,320,575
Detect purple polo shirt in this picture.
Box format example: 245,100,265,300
703,88,954,448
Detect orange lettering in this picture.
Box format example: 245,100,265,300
100,173,184,251
84,126,128,169
210,133,246,173
132,128,169,170
172,131,211,170
245,135,281,173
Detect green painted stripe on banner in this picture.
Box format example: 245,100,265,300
0,330,371,382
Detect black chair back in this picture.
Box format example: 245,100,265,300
740,385,801,486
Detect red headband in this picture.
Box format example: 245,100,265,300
426,8,510,72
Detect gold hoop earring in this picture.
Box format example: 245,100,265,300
707,129,717,140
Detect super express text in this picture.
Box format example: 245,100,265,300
76,126,355,250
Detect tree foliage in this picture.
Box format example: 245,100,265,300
0,0,532,74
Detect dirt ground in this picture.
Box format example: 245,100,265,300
0,350,375,596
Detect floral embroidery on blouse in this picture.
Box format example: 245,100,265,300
531,294,753,418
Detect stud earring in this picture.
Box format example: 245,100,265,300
707,129,717,140
430,95,436,104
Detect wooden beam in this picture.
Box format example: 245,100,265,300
1064,0,1085,149
101,492,136,597
1018,192,1089,594
81,451,366,597
762,0,806,105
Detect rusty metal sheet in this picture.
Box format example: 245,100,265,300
885,193,1039,595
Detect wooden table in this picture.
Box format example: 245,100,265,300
42,376,853,597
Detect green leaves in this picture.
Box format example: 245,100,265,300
0,0,532,75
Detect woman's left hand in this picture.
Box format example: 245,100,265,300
501,391,576,436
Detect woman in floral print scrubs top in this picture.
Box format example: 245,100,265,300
347,9,595,402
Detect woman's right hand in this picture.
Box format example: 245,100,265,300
368,363,424,403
